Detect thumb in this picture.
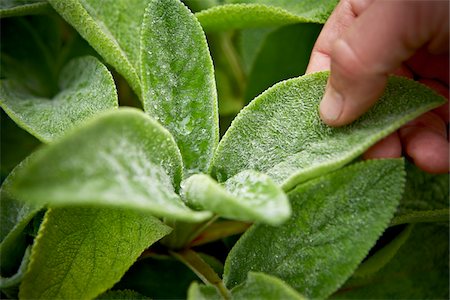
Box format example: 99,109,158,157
319,0,449,126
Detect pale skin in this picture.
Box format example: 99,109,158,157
306,0,449,173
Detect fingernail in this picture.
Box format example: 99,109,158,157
319,84,344,122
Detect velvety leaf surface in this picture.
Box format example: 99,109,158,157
114,255,199,299
183,171,290,225
241,23,321,103
333,224,449,299
0,155,42,276
1,56,118,143
391,161,449,225
212,72,445,190
0,110,40,180
19,207,172,299
96,290,150,299
48,0,147,95
0,0,48,18
224,159,405,299
141,0,218,176
196,0,336,31
9,109,211,222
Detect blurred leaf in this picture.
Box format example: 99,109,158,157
9,109,211,222
0,0,49,18
141,0,218,176
19,207,171,299
332,224,449,299
212,72,445,190
184,171,290,225
224,159,405,299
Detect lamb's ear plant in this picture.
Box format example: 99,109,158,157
0,0,448,299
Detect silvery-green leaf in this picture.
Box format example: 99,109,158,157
196,0,337,31
183,171,290,225
1,56,118,143
19,207,172,299
0,0,48,18
48,0,148,95
141,0,218,176
9,108,212,222
224,159,405,299
212,72,445,190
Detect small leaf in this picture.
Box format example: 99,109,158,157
19,207,172,299
232,272,306,300
0,0,49,18
0,155,42,276
196,0,337,31
48,0,147,95
0,246,31,299
333,224,449,299
212,72,445,190
141,0,218,176
96,290,150,299
1,56,118,143
187,282,220,300
223,159,405,299
9,108,212,222
183,171,291,225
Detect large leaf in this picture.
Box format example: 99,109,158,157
8,108,212,222
1,56,118,143
333,224,449,299
0,16,117,143
196,0,337,31
19,207,172,299
0,0,48,18
212,72,445,190
183,171,290,225
0,155,42,277
223,159,405,299
391,161,449,226
241,23,322,103
48,0,147,95
141,0,218,176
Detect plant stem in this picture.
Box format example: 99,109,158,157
188,220,251,247
170,249,231,300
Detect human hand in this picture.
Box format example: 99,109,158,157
306,0,449,173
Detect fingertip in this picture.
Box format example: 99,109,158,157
363,132,402,159
319,82,344,126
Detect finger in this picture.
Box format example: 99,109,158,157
400,127,449,174
363,132,402,159
306,0,374,74
418,78,449,122
319,0,449,126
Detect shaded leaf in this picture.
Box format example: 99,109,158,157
333,224,449,299
183,171,290,225
141,0,218,176
0,246,31,299
224,159,405,299
48,0,147,95
196,0,337,31
19,207,172,299
1,56,118,143
9,108,212,222
212,72,445,190
96,289,150,299
0,0,49,18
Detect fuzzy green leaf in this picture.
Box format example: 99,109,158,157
391,161,449,226
19,207,171,299
0,155,42,277
48,0,147,95
1,56,118,143
333,224,449,299
141,0,218,176
196,0,337,31
212,72,445,190
0,0,49,18
224,159,405,299
183,171,290,225
9,108,212,222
